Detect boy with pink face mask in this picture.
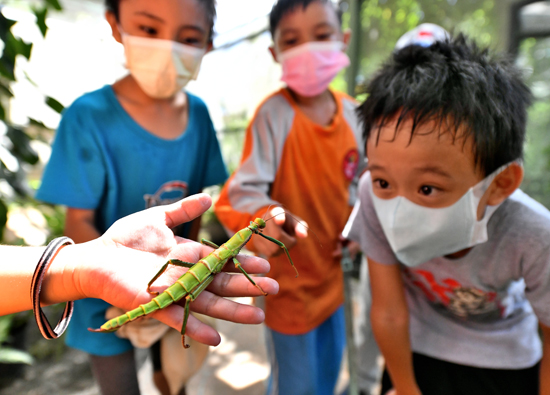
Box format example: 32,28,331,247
214,1,364,393
36,1,227,394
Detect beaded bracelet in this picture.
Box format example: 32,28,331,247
31,236,75,339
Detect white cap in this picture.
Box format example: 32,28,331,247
394,23,450,50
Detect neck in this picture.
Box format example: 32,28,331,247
115,75,186,108
288,88,332,107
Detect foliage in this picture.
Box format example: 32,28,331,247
347,0,499,83
0,313,33,365
0,1,64,242
517,36,550,207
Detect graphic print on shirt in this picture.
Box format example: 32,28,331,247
402,268,514,322
343,148,360,181
144,181,189,209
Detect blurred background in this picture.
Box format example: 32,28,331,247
0,0,548,394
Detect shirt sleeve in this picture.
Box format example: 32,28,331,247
344,172,400,265
522,244,550,327
214,94,293,232
36,104,106,209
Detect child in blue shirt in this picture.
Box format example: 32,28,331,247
37,1,227,394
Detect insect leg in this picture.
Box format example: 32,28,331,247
257,233,299,277
147,259,195,296
179,275,215,348
201,239,219,249
232,257,267,296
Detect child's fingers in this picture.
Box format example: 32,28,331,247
295,221,308,238
270,206,286,225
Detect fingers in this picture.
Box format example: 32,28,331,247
163,193,212,229
150,292,268,346
207,273,279,297
270,206,286,225
150,305,222,346
221,254,271,274
295,221,308,238
188,290,266,325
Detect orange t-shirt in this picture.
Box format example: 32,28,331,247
215,88,364,334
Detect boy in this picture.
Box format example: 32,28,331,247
344,34,550,394
214,0,364,394
36,1,227,394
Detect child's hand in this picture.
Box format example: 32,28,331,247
72,193,279,347
253,206,308,258
332,236,361,260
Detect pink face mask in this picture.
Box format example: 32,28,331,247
277,41,350,97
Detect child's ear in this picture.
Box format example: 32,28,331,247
268,46,278,63
105,11,122,44
486,162,524,206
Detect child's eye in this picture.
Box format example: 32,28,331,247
419,185,436,196
373,179,389,189
316,33,332,41
284,38,298,46
139,25,158,36
181,37,201,46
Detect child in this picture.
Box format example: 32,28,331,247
214,0,364,393
36,1,227,394
344,34,550,395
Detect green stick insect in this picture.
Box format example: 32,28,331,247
89,216,298,348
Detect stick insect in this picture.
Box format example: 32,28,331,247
89,217,298,348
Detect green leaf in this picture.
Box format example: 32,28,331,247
7,127,39,165
0,81,14,98
0,347,34,365
45,0,63,11
33,7,49,38
0,199,7,242
45,96,65,114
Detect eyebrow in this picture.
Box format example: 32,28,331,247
412,165,453,178
134,11,165,23
366,163,453,179
133,12,206,35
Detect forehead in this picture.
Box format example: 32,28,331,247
367,117,479,177
119,0,209,29
274,2,340,37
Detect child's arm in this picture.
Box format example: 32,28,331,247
64,207,101,243
540,323,550,395
368,257,421,395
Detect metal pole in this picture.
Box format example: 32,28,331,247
346,0,363,97
341,246,359,395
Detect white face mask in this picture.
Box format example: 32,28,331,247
369,165,509,267
120,31,206,99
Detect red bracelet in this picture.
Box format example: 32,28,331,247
31,236,75,339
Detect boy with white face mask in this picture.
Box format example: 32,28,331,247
344,34,550,395
36,1,227,394
214,1,364,394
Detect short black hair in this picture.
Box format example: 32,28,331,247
269,0,342,38
105,0,216,42
358,34,532,176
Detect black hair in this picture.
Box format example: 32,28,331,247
269,0,342,38
358,33,532,176
105,0,216,42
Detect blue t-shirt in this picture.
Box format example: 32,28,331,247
37,85,228,355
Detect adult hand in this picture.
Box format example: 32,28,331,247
252,206,308,258
68,193,278,347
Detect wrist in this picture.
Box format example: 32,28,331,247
42,241,98,304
